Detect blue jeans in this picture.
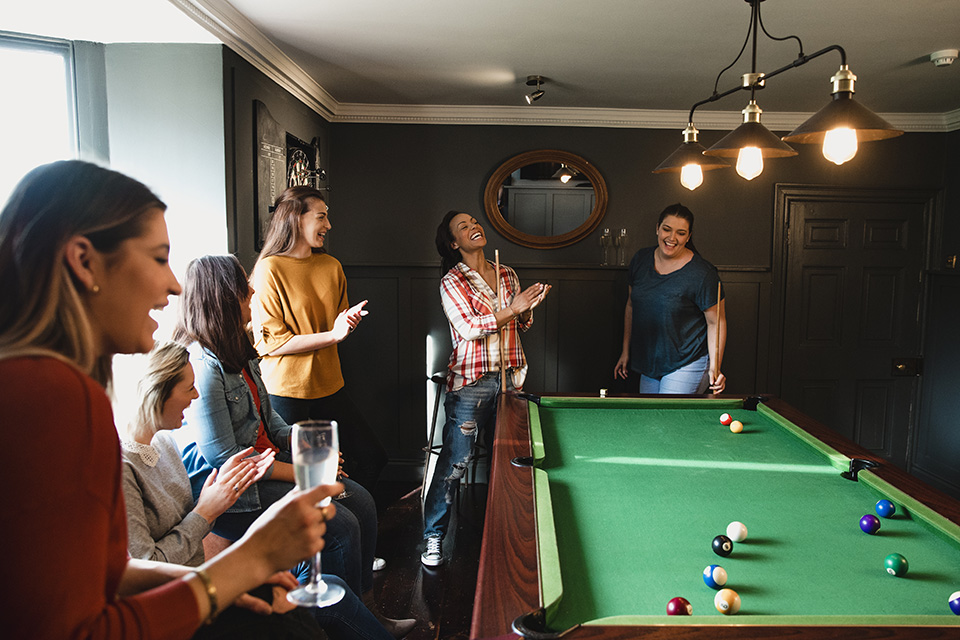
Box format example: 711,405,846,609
639,354,710,394
217,477,377,597
423,373,504,539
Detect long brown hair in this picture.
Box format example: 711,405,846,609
173,255,258,374
257,186,327,262
0,160,165,386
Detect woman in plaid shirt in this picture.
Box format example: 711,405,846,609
421,211,550,567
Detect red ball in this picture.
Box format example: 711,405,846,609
666,596,692,615
720,413,733,426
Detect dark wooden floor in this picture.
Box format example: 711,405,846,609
371,481,488,640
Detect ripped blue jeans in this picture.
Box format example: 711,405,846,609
422,372,505,539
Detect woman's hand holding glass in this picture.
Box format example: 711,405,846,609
236,480,342,580
286,420,345,607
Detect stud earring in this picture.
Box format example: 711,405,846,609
91,284,100,294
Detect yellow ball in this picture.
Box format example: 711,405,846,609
729,420,743,434
714,588,741,615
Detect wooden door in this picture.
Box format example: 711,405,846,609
775,186,932,468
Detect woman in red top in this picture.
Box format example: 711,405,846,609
0,160,341,639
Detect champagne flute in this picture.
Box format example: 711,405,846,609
287,420,346,607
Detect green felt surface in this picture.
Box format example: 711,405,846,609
532,398,960,628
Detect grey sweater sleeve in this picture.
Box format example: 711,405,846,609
121,436,213,567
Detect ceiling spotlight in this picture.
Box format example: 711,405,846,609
525,75,544,104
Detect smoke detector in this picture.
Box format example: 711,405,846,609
930,49,959,67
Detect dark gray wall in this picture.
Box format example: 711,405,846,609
914,129,960,496
222,48,333,268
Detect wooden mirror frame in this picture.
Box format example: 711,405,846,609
483,149,609,249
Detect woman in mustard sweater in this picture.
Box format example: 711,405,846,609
251,186,387,492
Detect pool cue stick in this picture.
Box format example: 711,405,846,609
714,280,721,393
496,249,506,390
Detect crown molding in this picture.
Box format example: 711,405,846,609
170,0,338,119
174,1,960,133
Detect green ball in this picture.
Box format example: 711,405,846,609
884,553,908,577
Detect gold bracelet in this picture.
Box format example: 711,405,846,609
193,568,218,625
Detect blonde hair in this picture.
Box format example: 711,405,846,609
0,161,165,387
127,341,191,443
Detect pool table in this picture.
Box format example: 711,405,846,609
471,393,960,639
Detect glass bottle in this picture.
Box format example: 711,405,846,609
600,228,612,266
617,228,628,266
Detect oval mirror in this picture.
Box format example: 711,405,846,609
483,149,608,249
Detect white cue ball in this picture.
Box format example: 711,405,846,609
726,521,748,542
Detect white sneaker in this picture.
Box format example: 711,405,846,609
372,556,386,571
421,536,443,567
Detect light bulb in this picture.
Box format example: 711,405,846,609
822,127,858,165
679,164,703,190
736,147,763,180
560,173,572,184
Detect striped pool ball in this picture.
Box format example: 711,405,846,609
949,591,960,615
703,565,727,589
714,589,741,615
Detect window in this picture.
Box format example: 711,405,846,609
0,32,77,205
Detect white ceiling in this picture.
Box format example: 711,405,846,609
4,0,959,130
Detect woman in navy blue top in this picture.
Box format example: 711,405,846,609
614,204,727,394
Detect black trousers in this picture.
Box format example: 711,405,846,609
191,586,320,639
271,388,388,493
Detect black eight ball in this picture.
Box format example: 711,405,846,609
712,534,733,557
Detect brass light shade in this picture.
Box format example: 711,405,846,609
704,122,798,158
783,92,903,143
653,125,731,173
653,141,732,173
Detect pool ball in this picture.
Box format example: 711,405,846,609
703,565,727,589
666,596,692,615
726,521,748,542
714,588,741,615
729,420,744,434
949,591,960,615
859,514,881,535
875,499,896,518
712,534,733,557
720,413,733,426
884,553,909,577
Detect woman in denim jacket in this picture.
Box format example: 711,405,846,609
175,255,414,637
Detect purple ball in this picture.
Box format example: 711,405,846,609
859,514,881,535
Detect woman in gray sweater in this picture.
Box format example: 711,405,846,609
120,341,270,565
121,341,396,640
